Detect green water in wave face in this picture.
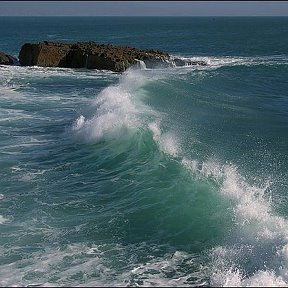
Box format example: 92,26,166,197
0,66,234,286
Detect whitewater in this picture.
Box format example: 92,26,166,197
1,16,288,287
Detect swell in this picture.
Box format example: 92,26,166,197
131,55,288,71
68,63,288,286
0,56,287,286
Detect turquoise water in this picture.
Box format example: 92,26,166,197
0,17,288,286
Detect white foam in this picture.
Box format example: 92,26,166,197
0,242,204,287
148,121,179,157
180,156,288,286
0,137,52,157
0,215,9,224
73,115,86,131
168,55,288,71
94,72,288,287
71,69,156,143
210,258,288,287
0,108,36,122
135,59,147,70
182,158,288,286
72,86,139,142
0,86,24,99
0,65,118,106
19,169,46,182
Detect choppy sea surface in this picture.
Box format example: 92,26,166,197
0,16,288,286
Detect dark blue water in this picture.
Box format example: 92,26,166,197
0,17,288,286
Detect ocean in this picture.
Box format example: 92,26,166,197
0,16,288,286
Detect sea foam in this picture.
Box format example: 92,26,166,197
69,63,288,287
181,157,288,286
71,68,159,143
148,121,179,157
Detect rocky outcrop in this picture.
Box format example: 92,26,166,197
18,41,207,72
18,42,71,67
0,51,18,65
19,41,171,72
172,58,206,67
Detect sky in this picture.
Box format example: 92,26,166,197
0,1,288,17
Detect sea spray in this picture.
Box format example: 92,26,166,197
70,63,288,287
71,70,146,142
148,121,180,157
150,124,288,287
1,17,288,287
70,67,172,145
179,156,288,286
3,61,288,287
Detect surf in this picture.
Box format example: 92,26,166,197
68,64,288,286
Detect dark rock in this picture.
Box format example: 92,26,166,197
18,41,170,72
172,58,207,67
173,58,186,67
18,41,207,72
0,51,18,65
188,60,207,66
19,42,71,67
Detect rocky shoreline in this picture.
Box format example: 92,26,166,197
1,41,207,72
0,51,19,65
